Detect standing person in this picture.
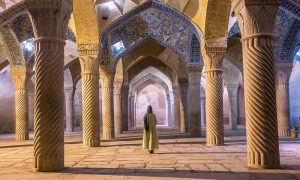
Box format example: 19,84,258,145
142,105,159,153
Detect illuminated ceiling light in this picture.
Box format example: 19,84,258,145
103,2,115,10
21,39,35,52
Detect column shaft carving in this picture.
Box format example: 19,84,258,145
114,84,122,134
79,44,100,147
227,84,239,130
27,0,72,172
276,65,292,137
172,86,181,129
11,67,31,141
122,85,129,132
187,65,202,136
202,46,225,146
233,0,280,169
64,88,74,132
100,67,115,140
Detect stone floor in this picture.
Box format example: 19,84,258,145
0,130,299,180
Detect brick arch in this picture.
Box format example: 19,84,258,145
73,0,99,44
0,27,26,67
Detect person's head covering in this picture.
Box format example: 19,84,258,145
147,105,153,114
144,105,153,131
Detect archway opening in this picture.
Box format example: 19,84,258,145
135,82,168,128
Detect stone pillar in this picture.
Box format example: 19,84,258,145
122,85,129,132
187,65,202,136
11,67,31,141
166,93,172,127
64,88,74,132
26,0,72,171
227,84,239,130
233,0,280,169
78,44,100,147
276,64,292,137
202,45,225,146
100,67,115,140
114,83,122,134
200,96,206,127
172,86,181,129
179,79,189,133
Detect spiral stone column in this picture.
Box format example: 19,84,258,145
187,65,202,136
227,84,239,130
276,64,292,137
64,88,74,132
78,44,100,147
202,45,225,146
233,0,280,169
114,83,122,134
172,86,181,129
200,96,206,127
26,0,72,171
179,79,189,133
11,67,31,141
100,67,115,140
122,85,129,132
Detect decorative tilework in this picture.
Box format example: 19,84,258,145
228,22,241,38
100,0,202,65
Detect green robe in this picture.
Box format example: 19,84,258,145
142,113,159,150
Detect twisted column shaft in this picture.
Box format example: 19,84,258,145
33,39,65,171
276,65,292,137
122,85,129,132
11,67,31,141
179,80,189,133
64,88,74,132
100,68,115,140
79,45,100,147
172,86,181,129
234,1,280,169
114,84,122,134
227,84,239,130
28,0,72,171
187,65,202,136
202,46,225,146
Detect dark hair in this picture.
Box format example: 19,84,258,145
144,105,153,131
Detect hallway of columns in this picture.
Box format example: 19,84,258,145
0,0,300,179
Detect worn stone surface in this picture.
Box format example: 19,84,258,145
0,132,299,179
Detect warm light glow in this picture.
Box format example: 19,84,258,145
103,2,115,10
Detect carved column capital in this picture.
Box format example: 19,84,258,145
226,83,239,97
26,0,72,40
100,66,115,88
11,67,32,90
276,63,293,85
201,44,226,71
232,0,279,38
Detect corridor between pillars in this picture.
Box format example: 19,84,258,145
202,46,225,146
78,44,100,147
27,0,72,171
100,67,115,140
233,0,280,169
11,67,31,141
276,64,292,137
187,65,202,136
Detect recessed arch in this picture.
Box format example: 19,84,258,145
100,0,203,65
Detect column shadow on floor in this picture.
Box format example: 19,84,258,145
62,167,300,179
